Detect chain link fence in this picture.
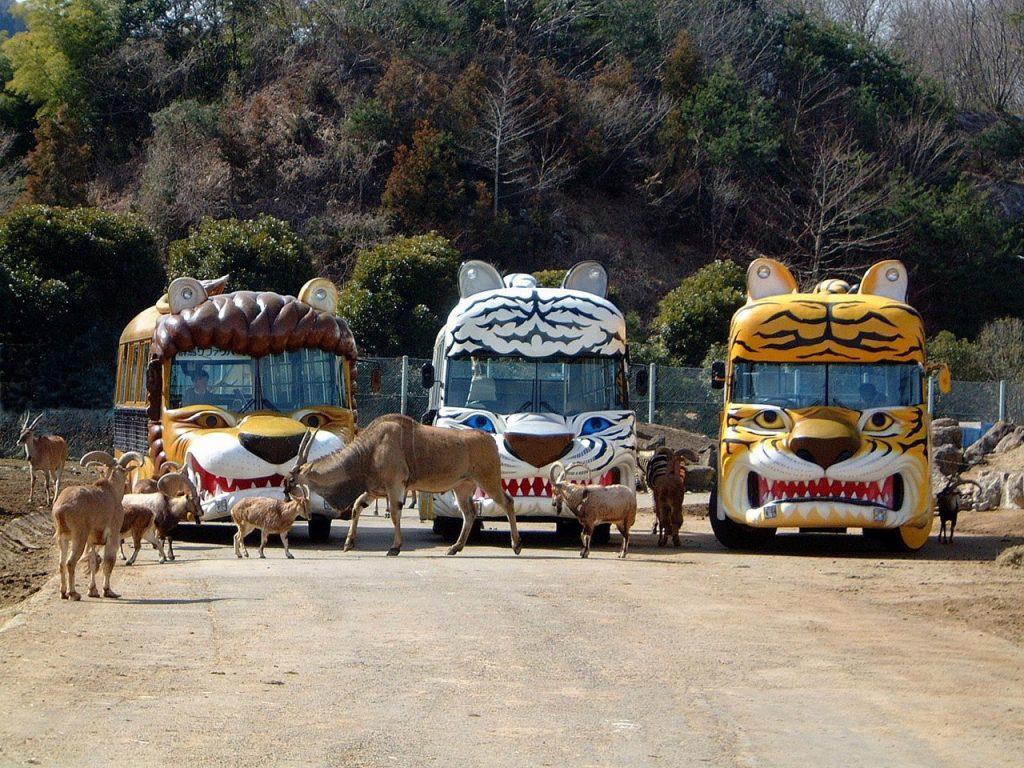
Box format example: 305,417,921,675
356,357,432,427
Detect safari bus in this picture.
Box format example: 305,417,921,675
709,258,950,552
418,260,639,539
113,275,358,541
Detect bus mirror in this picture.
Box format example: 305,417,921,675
370,367,382,395
421,363,435,389
710,361,726,390
634,368,649,397
935,362,951,395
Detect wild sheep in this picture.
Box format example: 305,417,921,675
648,448,686,547
549,463,637,558
18,411,69,506
937,479,982,544
117,472,203,564
131,460,182,494
287,415,520,557
231,482,311,559
52,451,142,600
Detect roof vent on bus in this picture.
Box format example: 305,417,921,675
813,279,851,294
562,261,608,298
299,278,338,313
504,273,538,289
458,260,504,298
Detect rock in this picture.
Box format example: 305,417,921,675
932,444,962,477
931,423,962,450
994,426,1024,454
685,465,715,492
932,418,959,429
1004,472,1024,508
964,421,1016,463
974,471,1003,511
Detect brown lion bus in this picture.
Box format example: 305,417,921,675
113,275,358,541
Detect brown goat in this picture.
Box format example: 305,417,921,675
549,464,637,558
287,414,520,557
117,472,203,564
937,479,981,544
18,411,68,506
52,451,142,600
231,482,311,559
649,449,686,547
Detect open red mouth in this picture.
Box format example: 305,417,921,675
752,472,900,509
189,455,285,499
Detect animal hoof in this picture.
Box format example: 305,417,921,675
69,592,81,601
88,587,100,598
168,555,175,561
579,551,587,558
286,552,294,559
243,552,249,558
103,589,120,599
60,591,68,600
386,547,401,557
259,553,266,559
446,546,460,556
343,540,354,552
235,553,242,559
673,537,681,547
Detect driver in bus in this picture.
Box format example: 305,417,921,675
182,368,211,406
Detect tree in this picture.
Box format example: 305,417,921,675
651,260,745,366
167,215,314,295
382,123,464,234
0,205,163,408
339,233,460,357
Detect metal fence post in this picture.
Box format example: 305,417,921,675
648,363,656,424
927,376,935,415
400,355,409,416
999,379,1007,422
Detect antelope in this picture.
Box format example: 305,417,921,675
18,411,68,505
286,414,520,557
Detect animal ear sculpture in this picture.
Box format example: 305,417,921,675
858,260,908,302
298,277,339,313
562,261,608,298
746,258,798,301
167,277,208,314
458,261,505,298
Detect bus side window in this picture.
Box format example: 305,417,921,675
127,344,140,404
116,345,128,404
137,342,150,404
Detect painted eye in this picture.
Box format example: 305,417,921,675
465,414,496,433
864,412,896,432
185,411,231,429
751,410,784,430
300,412,330,428
581,416,613,435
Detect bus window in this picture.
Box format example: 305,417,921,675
169,350,256,410
116,345,128,405
127,344,141,404
136,342,150,404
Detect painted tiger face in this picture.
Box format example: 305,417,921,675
720,404,930,529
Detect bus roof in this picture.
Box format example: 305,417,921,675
730,290,926,365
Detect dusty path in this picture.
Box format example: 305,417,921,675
1,512,1023,768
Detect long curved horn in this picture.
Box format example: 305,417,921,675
117,451,144,469
564,462,592,482
296,427,320,467
21,411,30,429
157,473,189,498
81,451,115,468
159,460,182,475
548,462,566,484
955,479,983,493
28,411,44,430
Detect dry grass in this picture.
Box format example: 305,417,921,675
996,544,1024,569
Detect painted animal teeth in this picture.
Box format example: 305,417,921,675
757,474,896,508
189,455,285,498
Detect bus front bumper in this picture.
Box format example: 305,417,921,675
737,501,920,529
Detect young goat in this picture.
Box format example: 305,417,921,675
18,411,68,506
936,479,982,544
52,451,142,600
118,472,203,564
549,463,637,558
231,482,311,559
131,460,182,494
648,448,687,547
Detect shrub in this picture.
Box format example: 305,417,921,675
0,205,163,408
382,123,463,233
167,215,315,295
651,260,745,366
927,331,984,381
532,269,564,288
339,233,460,356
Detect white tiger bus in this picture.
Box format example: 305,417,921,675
418,261,640,540
113,275,358,541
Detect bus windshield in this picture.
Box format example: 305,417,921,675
445,356,625,415
732,362,924,409
169,349,347,411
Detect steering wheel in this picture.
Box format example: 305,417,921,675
235,396,256,413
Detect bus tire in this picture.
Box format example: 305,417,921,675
308,516,332,543
708,487,776,549
555,518,583,541
432,516,463,541
863,520,931,552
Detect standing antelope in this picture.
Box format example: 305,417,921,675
286,414,521,556
18,411,68,505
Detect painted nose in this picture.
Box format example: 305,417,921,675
788,418,861,470
237,415,309,466
505,433,574,468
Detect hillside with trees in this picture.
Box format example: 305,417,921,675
0,1,1022,407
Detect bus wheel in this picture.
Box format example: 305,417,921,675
708,488,776,549
555,518,583,541
432,516,463,541
863,518,931,552
590,523,611,547
308,517,332,543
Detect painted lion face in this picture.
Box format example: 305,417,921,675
161,405,353,520
720,403,930,529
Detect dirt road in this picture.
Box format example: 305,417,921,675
1,509,1023,768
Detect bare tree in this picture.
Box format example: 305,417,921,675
765,128,907,283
